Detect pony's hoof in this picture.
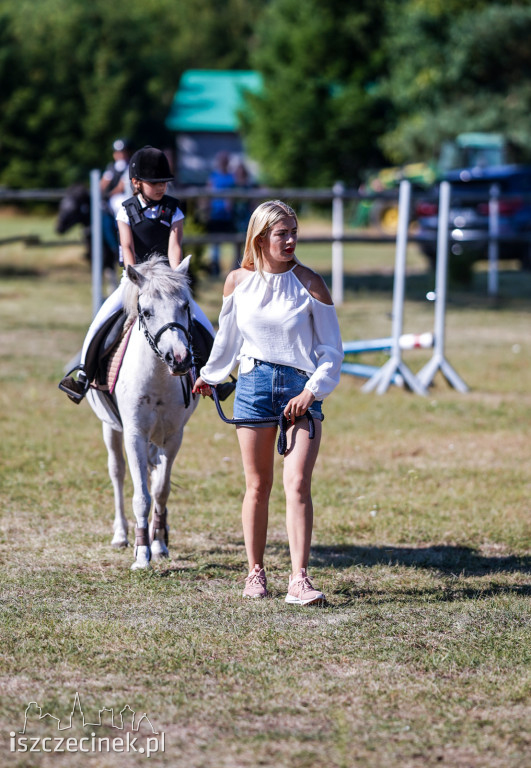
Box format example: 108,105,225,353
111,538,129,549
151,540,169,560
131,545,151,570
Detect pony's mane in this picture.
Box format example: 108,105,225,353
122,256,192,319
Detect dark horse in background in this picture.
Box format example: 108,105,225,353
56,184,119,286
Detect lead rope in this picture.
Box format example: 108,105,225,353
209,384,315,456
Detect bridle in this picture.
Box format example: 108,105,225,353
137,298,196,408
137,299,193,367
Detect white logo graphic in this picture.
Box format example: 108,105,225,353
10,692,165,757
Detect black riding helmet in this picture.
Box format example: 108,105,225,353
129,146,174,182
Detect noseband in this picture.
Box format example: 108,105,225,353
137,299,193,369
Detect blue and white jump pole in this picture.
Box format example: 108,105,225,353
341,361,404,386
343,333,433,355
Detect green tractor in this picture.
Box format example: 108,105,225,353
438,132,506,174
356,161,437,233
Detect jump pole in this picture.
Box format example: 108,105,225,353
90,169,103,317
342,361,404,386
362,180,428,395
343,333,433,355
416,181,468,392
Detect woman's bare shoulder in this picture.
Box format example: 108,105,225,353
293,264,333,305
223,267,254,297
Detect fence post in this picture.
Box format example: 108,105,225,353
331,181,344,306
488,183,499,297
90,169,103,317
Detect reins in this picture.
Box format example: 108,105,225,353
210,384,315,456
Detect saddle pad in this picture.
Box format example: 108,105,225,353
106,319,134,394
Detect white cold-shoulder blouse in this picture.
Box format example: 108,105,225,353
200,267,344,401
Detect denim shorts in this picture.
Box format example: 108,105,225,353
233,359,323,426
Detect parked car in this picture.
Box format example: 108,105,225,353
415,165,531,279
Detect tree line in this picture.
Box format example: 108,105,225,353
1,0,531,189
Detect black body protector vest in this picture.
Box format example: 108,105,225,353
122,194,180,264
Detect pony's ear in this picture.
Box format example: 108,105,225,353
175,254,192,274
126,264,146,288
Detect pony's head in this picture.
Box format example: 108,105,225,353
124,255,194,376
123,255,192,317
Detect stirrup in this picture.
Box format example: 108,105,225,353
58,366,89,403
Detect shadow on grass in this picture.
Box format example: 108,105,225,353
311,544,531,576
151,542,530,579
0,265,42,278
156,561,244,579
135,542,530,606
332,582,531,603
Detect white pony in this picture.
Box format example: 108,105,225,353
87,255,199,570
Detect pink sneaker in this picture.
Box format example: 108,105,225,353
285,569,325,606
242,564,268,598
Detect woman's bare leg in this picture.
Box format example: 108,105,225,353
283,419,322,576
236,426,277,570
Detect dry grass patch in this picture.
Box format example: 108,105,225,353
0,217,529,767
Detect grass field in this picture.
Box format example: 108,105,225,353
0,211,530,767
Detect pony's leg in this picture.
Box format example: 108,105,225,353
102,423,128,548
123,434,152,570
149,506,169,560
149,450,176,560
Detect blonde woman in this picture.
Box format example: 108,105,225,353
193,200,343,605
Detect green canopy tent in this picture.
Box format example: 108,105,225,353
166,70,262,184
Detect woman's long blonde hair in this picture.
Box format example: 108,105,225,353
241,200,298,274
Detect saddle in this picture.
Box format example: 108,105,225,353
190,318,214,377
85,310,215,397
72,310,130,423
84,310,130,392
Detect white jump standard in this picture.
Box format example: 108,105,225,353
416,181,468,392
362,180,428,396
